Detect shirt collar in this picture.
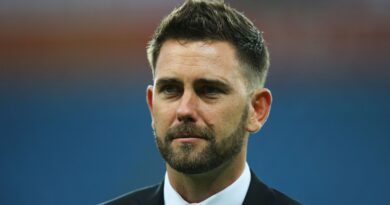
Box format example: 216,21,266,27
164,162,251,205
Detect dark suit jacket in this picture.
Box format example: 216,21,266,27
101,170,301,205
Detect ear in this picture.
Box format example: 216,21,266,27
246,88,272,133
146,85,155,129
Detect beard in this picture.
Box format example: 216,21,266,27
154,105,249,174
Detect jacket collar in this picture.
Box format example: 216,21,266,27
155,170,274,205
147,181,164,205
242,169,275,205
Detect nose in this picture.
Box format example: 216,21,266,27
176,91,198,123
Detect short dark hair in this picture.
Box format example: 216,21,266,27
147,0,270,88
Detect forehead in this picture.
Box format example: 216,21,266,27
155,39,245,84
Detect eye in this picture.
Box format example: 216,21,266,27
159,85,182,97
198,86,224,97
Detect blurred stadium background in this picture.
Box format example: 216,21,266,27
1,0,389,204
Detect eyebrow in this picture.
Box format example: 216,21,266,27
155,77,233,92
155,78,182,88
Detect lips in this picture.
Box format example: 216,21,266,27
170,132,208,144
173,132,205,140
173,137,206,143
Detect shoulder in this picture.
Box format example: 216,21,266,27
99,183,164,205
270,188,302,205
244,170,302,205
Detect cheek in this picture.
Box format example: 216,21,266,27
202,101,246,137
153,103,176,131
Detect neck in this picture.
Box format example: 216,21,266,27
166,149,247,203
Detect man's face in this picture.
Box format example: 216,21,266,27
147,40,252,174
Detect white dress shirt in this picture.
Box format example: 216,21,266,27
164,162,251,205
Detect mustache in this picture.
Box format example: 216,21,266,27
166,123,214,141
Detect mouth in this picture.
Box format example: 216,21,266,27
172,132,207,143
173,137,206,143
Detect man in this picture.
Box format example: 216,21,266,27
102,0,301,204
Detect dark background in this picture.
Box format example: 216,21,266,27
1,0,389,204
